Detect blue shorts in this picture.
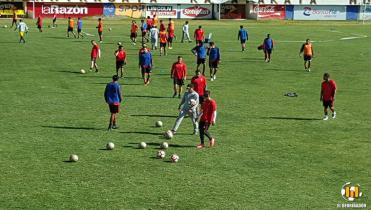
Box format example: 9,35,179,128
240,39,246,44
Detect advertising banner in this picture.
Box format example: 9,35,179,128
294,5,346,20
249,0,361,5
220,4,246,19
0,2,25,16
28,3,103,18
114,3,145,18
180,4,212,19
145,4,178,18
253,5,285,19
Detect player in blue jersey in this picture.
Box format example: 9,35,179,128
207,42,220,81
140,19,148,43
77,17,84,39
138,46,153,85
104,75,123,131
237,25,248,52
191,41,207,75
263,34,274,62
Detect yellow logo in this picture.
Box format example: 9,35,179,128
341,182,362,202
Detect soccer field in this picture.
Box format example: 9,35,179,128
0,18,370,209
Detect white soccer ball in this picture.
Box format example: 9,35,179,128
190,99,197,106
109,27,112,31
165,130,173,139
80,69,86,74
69,154,79,162
155,121,163,127
4,25,8,28
106,142,115,150
157,150,166,159
160,142,169,149
139,142,147,149
170,154,179,163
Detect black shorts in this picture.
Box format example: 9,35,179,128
98,31,102,36
77,28,82,33
141,31,147,37
141,66,152,74
109,104,120,113
197,58,206,65
168,37,173,43
240,39,246,44
160,42,166,48
199,95,204,104
67,27,73,32
173,78,184,86
130,32,137,38
209,60,218,68
323,100,334,109
264,49,272,54
304,55,312,61
116,60,125,69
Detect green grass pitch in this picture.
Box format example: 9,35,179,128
0,18,370,209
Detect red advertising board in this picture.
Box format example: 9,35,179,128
253,5,285,19
27,3,103,18
180,5,212,19
221,4,246,19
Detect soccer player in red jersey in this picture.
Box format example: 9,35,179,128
167,18,175,49
171,56,187,98
115,45,127,78
159,30,168,56
130,20,138,45
90,40,101,72
146,16,153,31
197,90,217,149
194,25,204,43
11,9,17,29
104,75,122,131
191,70,207,104
36,15,43,32
320,73,337,120
96,18,103,43
159,20,166,32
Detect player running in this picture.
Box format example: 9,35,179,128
17,19,28,44
104,75,123,131
171,56,187,98
181,21,192,43
191,70,207,105
299,39,314,72
77,17,84,39
90,40,101,72
67,17,76,38
140,19,148,43
52,14,57,28
263,34,274,62
191,41,207,75
149,25,159,50
115,45,127,78
130,20,138,45
194,25,204,43
36,16,43,32
320,73,337,121
159,29,168,56
11,9,17,29
167,18,175,49
138,46,153,85
97,18,103,43
171,84,199,135
197,90,217,149
207,42,221,81
237,25,248,51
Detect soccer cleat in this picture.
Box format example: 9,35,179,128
193,130,198,135
213,75,216,80
196,144,205,149
178,94,181,98
209,138,215,147
172,93,177,98
323,115,329,121
171,130,176,135
332,112,336,119
112,125,118,129
307,68,311,72
210,78,214,82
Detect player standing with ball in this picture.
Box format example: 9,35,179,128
104,75,122,130
171,84,199,135
197,90,217,149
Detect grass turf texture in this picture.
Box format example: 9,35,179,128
0,19,370,209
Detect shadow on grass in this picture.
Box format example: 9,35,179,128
128,142,194,148
125,95,172,99
63,160,76,163
57,70,81,74
262,116,320,121
91,82,142,86
130,114,177,118
42,125,103,130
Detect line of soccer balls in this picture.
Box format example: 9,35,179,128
68,120,180,163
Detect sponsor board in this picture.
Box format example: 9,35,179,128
0,2,25,16
115,3,145,18
294,5,346,20
253,5,285,19
249,0,363,5
145,4,178,18
27,3,103,18
180,4,212,19
221,4,246,19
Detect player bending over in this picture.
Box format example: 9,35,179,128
104,75,122,131
320,73,337,121
197,90,217,149
299,39,314,72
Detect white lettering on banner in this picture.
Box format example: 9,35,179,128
183,6,210,17
147,5,173,11
294,5,346,20
253,5,275,13
42,5,88,15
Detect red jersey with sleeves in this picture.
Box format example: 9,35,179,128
201,99,217,123
91,44,100,58
116,50,126,61
171,62,187,79
191,75,207,96
322,80,337,101
195,29,204,41
97,21,103,32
